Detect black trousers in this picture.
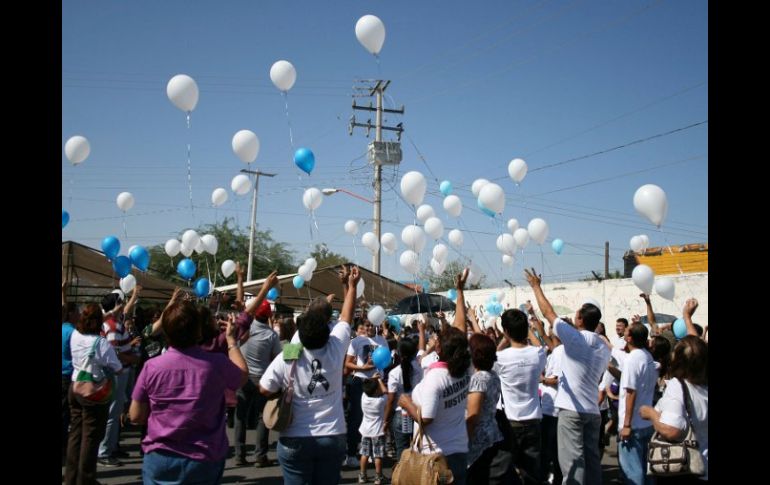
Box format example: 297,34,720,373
62,376,72,460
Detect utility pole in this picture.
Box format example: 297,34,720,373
605,241,610,279
349,79,404,274
240,168,276,281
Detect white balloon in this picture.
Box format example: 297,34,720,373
201,234,218,255
361,232,380,255
164,239,181,258
355,14,386,55
305,258,318,271
119,275,136,294
231,174,252,195
181,230,200,250
116,192,134,212
496,233,517,256
166,74,199,112
467,262,482,285
527,218,549,245
65,135,90,165
381,233,397,254
478,183,505,214
424,217,444,240
221,259,236,278
471,178,490,198
654,277,676,301
211,188,228,207
270,60,297,92
232,130,260,163
302,187,323,211
507,218,519,233
448,229,464,248
513,228,530,249
180,243,193,258
194,239,206,254
127,245,139,258
432,243,448,263
298,264,313,281
633,184,668,227
508,158,528,183
399,250,420,275
639,234,650,251
367,305,387,326
400,171,427,206
582,298,602,314
442,195,463,217
416,204,435,223
401,225,426,252
430,258,447,276
344,220,359,236
632,264,655,295
502,254,514,266
630,235,644,253
357,278,365,298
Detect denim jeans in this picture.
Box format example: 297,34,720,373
467,441,514,485
142,450,225,485
234,379,270,459
277,434,347,485
618,426,655,485
557,409,602,485
444,452,468,485
346,376,365,456
391,411,413,461
98,370,128,458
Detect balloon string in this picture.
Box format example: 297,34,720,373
68,167,75,208
122,215,128,239
540,246,545,278
186,143,194,220
658,227,685,275
283,92,294,150
353,236,359,265
375,54,382,78
186,111,191,129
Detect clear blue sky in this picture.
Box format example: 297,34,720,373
62,0,708,288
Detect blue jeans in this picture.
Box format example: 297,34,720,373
444,452,468,485
99,370,128,458
142,450,225,485
277,434,347,485
392,411,413,461
618,426,655,485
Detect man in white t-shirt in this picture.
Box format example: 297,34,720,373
525,268,610,485
617,323,657,485
613,318,629,350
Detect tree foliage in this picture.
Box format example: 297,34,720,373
147,217,295,285
421,259,485,292
310,243,349,268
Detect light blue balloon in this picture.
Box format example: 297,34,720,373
387,315,401,333
293,147,315,175
372,346,392,370
267,288,280,300
552,239,564,255
490,294,498,302
112,256,132,278
194,277,210,298
62,211,70,228
439,180,453,196
129,246,150,271
672,318,687,340
177,258,196,280
477,198,496,217
293,275,305,289
101,236,120,260
447,289,457,302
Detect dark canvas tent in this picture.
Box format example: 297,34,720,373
215,265,415,311
62,241,178,303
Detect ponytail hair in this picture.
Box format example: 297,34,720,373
398,338,418,392
439,327,470,378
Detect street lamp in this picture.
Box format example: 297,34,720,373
321,188,374,204
322,187,381,273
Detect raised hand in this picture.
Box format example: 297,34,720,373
263,270,279,292
524,267,542,287
683,298,698,318
455,268,469,290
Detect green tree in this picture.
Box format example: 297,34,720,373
421,259,485,292
147,217,295,285
310,243,349,268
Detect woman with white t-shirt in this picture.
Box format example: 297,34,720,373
639,335,708,483
384,337,423,461
259,266,360,485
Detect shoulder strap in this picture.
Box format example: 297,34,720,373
89,336,102,358
676,377,697,431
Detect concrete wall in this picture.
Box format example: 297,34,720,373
459,272,708,327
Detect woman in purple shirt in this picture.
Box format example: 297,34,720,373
129,298,248,484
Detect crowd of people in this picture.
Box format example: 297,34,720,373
62,263,708,485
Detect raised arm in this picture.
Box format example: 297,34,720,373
640,293,658,336
244,270,279,316
524,268,557,324
124,285,142,316
340,266,360,324
452,268,469,331
235,262,245,306
467,303,483,335
148,287,184,336
683,298,699,337
225,314,248,387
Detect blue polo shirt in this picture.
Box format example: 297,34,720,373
62,322,75,377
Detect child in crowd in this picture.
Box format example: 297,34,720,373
359,376,388,484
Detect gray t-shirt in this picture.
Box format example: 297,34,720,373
241,320,281,382
467,370,504,467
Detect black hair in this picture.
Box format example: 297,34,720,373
398,338,418,393
101,292,123,313
628,323,649,349
297,310,330,350
500,309,529,343
438,327,470,378
307,297,333,323
362,378,379,397
616,318,629,327
579,303,602,331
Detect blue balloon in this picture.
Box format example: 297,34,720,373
293,147,315,175
439,180,453,196
490,294,498,302
372,346,392,370
447,289,457,302
101,236,120,260
112,256,132,278
62,211,70,228
387,315,401,333
194,277,211,298
177,258,196,280
293,275,305,289
129,246,150,272
477,198,496,217
672,318,687,340
267,288,280,301
552,239,564,255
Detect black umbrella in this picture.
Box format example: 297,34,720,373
392,293,456,315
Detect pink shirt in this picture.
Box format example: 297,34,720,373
132,346,243,462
